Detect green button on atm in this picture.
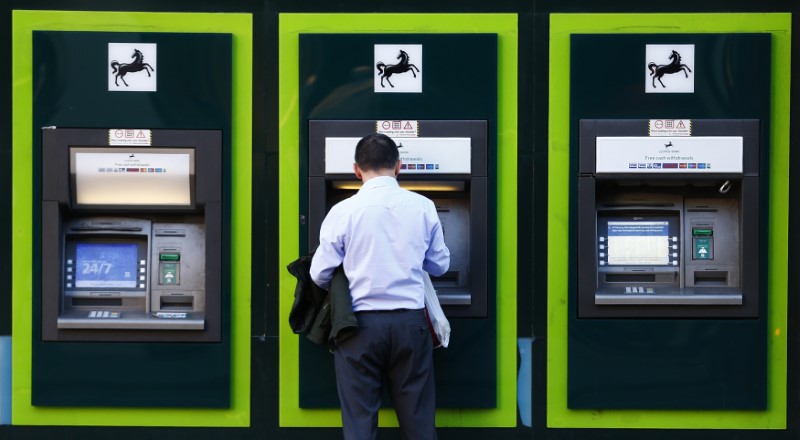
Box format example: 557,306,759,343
159,253,181,285
692,228,714,260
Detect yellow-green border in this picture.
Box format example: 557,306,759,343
548,13,791,429
11,10,252,427
278,13,518,428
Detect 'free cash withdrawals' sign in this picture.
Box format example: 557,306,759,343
595,136,743,173
325,137,471,174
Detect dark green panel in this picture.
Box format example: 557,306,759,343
31,31,232,407
298,33,498,408
568,33,770,409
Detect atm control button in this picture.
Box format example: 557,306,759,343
160,253,181,261
599,244,605,250
140,260,146,265
67,259,73,265
67,267,73,273
89,311,97,318
637,287,644,293
599,237,606,242
599,252,605,258
67,275,72,280
139,283,145,288
140,268,146,273
139,275,145,281
672,236,678,242
625,287,632,293
66,283,72,288
646,288,655,293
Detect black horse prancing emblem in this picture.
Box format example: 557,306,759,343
648,50,692,88
376,50,420,88
110,49,155,87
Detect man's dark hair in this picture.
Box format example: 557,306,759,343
354,133,399,171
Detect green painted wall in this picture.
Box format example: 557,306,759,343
278,13,519,428
11,10,253,427
1,1,799,440
548,12,791,429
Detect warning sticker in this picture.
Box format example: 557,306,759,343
376,120,419,138
109,129,152,146
649,119,691,137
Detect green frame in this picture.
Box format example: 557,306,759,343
278,13,518,428
11,10,252,427
548,13,791,429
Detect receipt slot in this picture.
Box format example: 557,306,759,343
578,119,761,318
308,120,488,318
41,128,222,342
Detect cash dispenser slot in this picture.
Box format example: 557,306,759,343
577,119,758,318
694,270,728,286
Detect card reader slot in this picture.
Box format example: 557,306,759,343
155,229,186,237
72,297,123,307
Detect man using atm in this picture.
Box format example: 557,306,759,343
310,133,450,440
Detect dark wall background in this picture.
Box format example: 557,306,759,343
1,0,798,439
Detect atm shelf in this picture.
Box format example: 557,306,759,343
595,293,743,305
57,313,204,330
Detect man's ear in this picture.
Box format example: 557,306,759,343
395,160,402,177
353,163,363,180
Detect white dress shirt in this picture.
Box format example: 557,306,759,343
310,175,450,311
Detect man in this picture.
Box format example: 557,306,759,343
310,133,450,440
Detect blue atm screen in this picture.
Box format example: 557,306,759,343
74,243,138,288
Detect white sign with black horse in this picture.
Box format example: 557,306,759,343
108,42,157,92
645,44,694,94
374,44,422,93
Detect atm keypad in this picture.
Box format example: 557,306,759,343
87,311,121,319
625,286,655,294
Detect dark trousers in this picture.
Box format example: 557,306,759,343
333,308,436,440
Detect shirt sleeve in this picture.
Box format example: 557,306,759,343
310,208,346,289
422,201,450,276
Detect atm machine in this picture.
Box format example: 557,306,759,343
40,128,223,342
308,120,488,318
578,119,761,318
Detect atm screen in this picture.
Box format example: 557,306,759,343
74,243,138,288
70,147,195,207
598,214,679,267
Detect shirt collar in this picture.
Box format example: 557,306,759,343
358,175,399,192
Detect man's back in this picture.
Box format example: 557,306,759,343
311,175,449,311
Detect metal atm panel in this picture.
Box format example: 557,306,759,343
577,119,760,318
41,128,223,342
308,120,488,318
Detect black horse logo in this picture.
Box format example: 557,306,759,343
648,50,692,88
665,141,673,148
376,50,420,88
110,49,155,87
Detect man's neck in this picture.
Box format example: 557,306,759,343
355,162,400,183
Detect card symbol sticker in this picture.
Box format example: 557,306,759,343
645,45,694,93
109,43,157,91
375,45,422,93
